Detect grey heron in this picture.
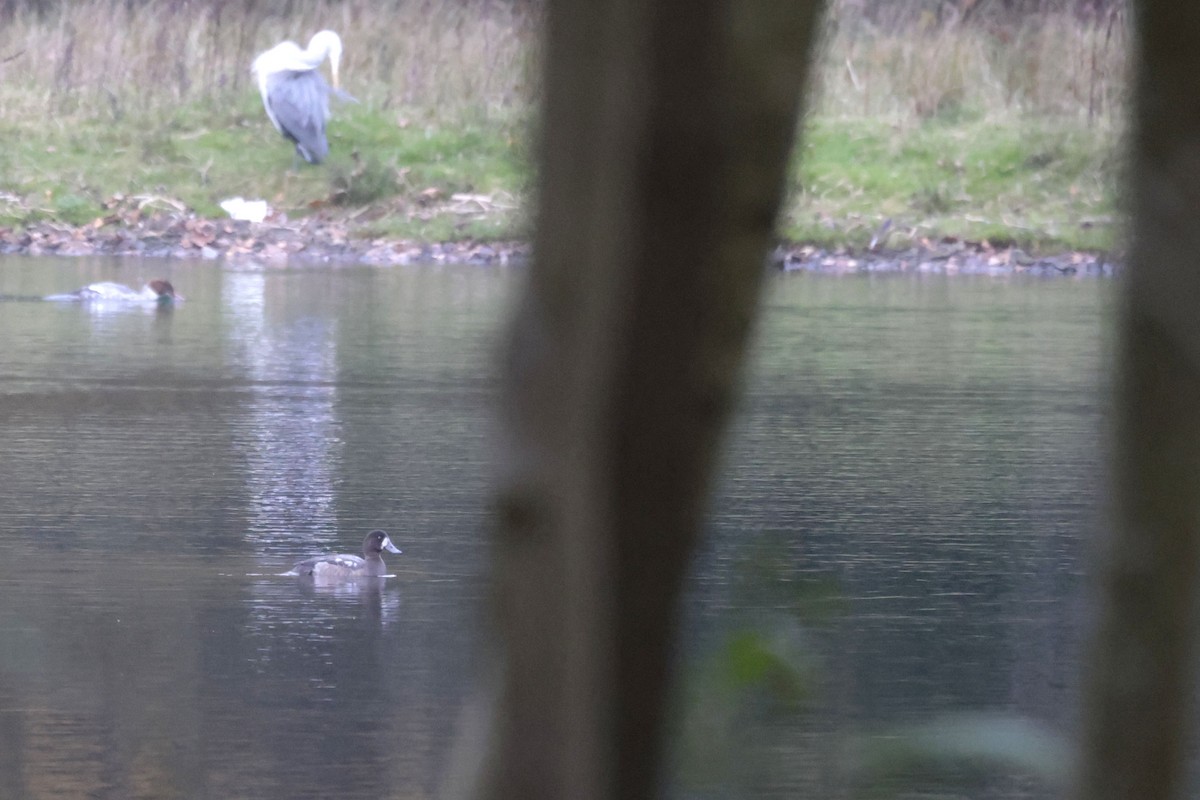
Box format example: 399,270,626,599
251,30,344,165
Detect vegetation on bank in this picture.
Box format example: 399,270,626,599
0,0,1125,253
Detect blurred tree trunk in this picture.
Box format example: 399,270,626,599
473,2,824,799
1074,3,1200,800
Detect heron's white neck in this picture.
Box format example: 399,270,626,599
306,31,341,63
306,30,342,88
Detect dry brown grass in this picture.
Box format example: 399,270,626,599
0,1,1126,126
0,0,537,121
813,3,1128,123
0,1,1126,127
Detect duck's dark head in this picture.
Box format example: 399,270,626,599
148,279,181,303
364,529,402,556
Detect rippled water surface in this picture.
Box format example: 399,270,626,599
0,258,1108,798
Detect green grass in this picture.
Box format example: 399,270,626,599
0,1,1125,253
0,97,530,240
0,98,1118,253
786,114,1118,252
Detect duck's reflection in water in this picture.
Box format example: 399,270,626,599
295,575,403,627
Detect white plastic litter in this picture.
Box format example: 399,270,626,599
220,197,270,223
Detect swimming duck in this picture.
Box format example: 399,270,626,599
288,530,402,580
46,279,182,305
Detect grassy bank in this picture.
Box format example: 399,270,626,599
0,1,1126,253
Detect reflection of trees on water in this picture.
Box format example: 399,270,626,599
224,271,343,555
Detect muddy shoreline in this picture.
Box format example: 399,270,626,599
0,211,1117,276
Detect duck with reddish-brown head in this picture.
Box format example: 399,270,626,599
46,279,182,305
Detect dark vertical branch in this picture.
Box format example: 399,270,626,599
479,2,824,800
612,2,825,796
485,2,648,796
1075,3,1200,799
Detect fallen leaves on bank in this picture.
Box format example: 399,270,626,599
775,238,1118,278
0,193,1114,276
0,192,529,266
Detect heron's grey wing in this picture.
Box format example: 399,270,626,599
265,69,331,164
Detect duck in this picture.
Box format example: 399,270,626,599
287,530,402,580
45,279,182,305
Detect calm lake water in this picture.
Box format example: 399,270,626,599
0,257,1108,799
